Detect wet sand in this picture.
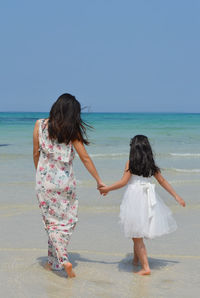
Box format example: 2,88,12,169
0,182,200,298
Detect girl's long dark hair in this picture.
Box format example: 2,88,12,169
129,135,160,177
48,93,90,145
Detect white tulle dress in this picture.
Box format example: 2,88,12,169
119,175,177,239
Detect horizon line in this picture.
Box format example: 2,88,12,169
0,111,200,114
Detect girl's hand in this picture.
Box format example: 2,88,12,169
154,172,186,207
176,196,186,207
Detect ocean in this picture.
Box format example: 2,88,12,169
0,112,200,205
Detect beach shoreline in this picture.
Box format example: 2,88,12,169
0,190,199,297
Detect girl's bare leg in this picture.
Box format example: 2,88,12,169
133,238,151,275
132,239,139,266
63,262,76,278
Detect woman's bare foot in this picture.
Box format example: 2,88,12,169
44,262,52,271
63,262,76,278
135,269,151,276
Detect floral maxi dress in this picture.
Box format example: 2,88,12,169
36,119,78,270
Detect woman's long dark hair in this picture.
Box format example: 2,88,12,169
129,135,160,177
48,93,90,145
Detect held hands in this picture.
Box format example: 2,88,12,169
98,185,110,195
97,181,108,196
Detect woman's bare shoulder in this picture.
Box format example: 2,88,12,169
35,118,48,127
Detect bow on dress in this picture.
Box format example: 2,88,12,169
140,182,156,219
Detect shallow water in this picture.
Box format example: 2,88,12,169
0,112,200,190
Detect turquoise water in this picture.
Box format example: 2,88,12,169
0,112,200,188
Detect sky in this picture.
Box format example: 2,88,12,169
0,0,200,113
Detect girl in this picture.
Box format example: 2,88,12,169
33,93,104,278
99,135,185,276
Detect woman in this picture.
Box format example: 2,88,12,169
33,93,104,278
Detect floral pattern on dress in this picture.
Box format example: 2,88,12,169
36,119,78,270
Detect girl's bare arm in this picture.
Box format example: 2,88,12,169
99,161,131,194
72,139,104,188
33,120,40,169
154,172,185,207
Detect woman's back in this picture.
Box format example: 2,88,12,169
38,119,75,164
36,119,76,193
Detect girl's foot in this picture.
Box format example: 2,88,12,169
135,269,151,276
63,262,76,278
44,262,52,271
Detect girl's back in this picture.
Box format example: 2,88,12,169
127,174,152,185
120,171,177,239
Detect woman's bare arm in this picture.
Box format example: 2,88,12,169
72,139,104,188
154,172,185,207
33,120,40,169
99,161,131,194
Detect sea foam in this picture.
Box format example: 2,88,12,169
164,168,200,173
169,153,200,157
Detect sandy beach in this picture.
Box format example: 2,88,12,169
0,179,200,298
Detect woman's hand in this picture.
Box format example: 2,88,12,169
99,185,110,195
97,181,106,189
